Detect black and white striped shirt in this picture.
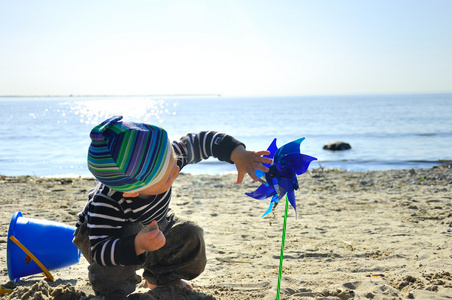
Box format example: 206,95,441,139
76,131,243,266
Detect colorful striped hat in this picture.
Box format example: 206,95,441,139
87,116,172,192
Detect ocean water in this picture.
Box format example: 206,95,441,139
1,94,451,177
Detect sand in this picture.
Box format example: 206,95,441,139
1,167,451,299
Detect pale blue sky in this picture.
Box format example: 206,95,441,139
1,0,451,96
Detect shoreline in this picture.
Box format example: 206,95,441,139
1,167,451,299
3,163,451,179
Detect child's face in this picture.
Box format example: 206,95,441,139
123,151,180,198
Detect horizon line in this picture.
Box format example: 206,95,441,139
0,91,451,98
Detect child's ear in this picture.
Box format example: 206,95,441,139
123,191,140,198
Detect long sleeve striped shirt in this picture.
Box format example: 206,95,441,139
76,131,244,266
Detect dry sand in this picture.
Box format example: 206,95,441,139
1,167,451,299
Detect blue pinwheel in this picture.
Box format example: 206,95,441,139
245,138,317,217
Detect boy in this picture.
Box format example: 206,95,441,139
73,116,271,299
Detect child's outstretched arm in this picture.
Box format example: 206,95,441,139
230,145,272,184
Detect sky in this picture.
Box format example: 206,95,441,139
1,0,451,97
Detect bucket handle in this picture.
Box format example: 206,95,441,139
9,236,54,282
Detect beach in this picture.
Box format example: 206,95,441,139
1,167,451,299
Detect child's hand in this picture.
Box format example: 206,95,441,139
230,145,272,184
134,220,166,255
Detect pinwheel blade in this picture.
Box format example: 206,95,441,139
266,138,279,161
245,184,276,200
286,190,297,218
281,153,317,175
253,138,278,179
278,177,294,195
274,138,305,162
262,194,279,217
262,201,274,217
254,169,266,180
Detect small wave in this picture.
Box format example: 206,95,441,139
312,159,448,172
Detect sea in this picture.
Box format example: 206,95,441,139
1,93,451,177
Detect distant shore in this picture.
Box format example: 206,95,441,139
1,167,451,299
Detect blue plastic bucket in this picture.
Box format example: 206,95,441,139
7,212,81,282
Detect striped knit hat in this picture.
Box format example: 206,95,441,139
87,116,172,192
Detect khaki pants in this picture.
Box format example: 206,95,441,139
73,211,206,298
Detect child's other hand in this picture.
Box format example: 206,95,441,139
134,220,166,255
230,145,272,184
